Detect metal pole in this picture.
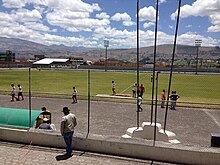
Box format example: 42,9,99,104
164,0,182,131
195,46,199,75
87,70,91,136
105,47,107,72
150,0,159,124
28,67,32,128
136,0,140,128
153,71,160,146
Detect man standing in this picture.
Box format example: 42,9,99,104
72,86,77,104
17,84,24,101
11,84,17,102
169,91,180,110
60,107,77,157
112,81,116,95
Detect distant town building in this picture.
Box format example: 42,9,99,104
69,57,84,65
0,50,15,62
34,55,45,60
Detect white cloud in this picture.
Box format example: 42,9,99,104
159,0,166,4
46,10,110,32
44,0,108,32
0,0,219,48
111,12,135,26
143,22,154,28
178,32,219,46
14,8,42,22
208,14,220,32
2,0,25,8
139,6,156,22
171,0,220,32
24,22,57,33
45,0,101,12
96,12,110,19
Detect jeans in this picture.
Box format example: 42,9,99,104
170,100,176,110
63,131,74,155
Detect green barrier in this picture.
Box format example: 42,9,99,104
0,107,42,129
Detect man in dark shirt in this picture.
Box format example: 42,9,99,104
169,91,180,110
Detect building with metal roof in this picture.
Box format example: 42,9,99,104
33,58,70,68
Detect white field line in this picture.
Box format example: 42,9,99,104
119,74,148,94
203,109,220,128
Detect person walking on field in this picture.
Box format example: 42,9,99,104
72,86,77,104
169,91,180,110
60,107,77,157
112,81,116,95
160,89,166,108
11,84,17,102
137,95,143,112
17,84,24,101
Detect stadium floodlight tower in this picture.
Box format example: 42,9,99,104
195,39,202,75
104,39,109,72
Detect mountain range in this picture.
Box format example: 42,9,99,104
0,37,219,62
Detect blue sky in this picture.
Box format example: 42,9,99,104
0,0,219,48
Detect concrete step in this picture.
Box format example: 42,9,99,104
169,139,181,144
157,130,177,141
142,122,162,130
126,127,144,138
121,134,131,138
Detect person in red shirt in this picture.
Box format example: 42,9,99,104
139,84,145,97
160,89,166,108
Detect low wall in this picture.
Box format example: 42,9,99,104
0,127,220,165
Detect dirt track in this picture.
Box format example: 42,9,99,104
1,94,220,147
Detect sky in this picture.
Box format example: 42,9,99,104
0,0,219,49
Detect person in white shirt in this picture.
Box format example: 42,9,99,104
137,95,143,112
72,86,77,103
17,84,24,101
11,84,17,102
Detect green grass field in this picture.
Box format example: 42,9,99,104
0,69,219,106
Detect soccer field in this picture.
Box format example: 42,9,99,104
0,69,219,106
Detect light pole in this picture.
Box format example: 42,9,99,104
195,39,202,75
104,40,109,72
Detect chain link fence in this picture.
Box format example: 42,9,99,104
0,68,220,148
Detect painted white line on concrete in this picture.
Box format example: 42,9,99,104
203,109,220,127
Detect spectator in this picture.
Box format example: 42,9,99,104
137,95,143,112
60,107,77,157
35,107,51,128
169,91,180,110
17,84,24,101
112,81,116,95
132,83,137,98
160,89,166,108
72,86,77,104
139,84,145,97
38,118,56,130
10,84,17,102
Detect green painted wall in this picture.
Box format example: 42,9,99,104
0,107,41,128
